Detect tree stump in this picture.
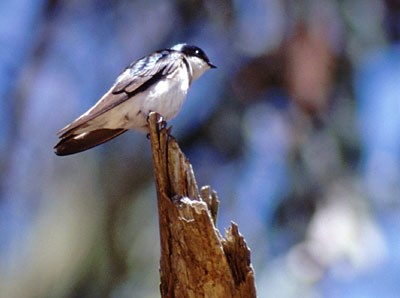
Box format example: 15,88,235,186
148,112,257,298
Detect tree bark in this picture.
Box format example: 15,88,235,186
148,113,257,298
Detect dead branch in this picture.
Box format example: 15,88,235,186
148,112,257,298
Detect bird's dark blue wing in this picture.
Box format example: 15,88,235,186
113,50,180,94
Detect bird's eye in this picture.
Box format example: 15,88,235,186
195,50,200,55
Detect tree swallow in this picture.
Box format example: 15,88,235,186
54,43,216,156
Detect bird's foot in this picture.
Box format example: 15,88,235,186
146,112,171,139
146,112,167,130
156,115,167,130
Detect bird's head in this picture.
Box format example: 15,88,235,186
172,43,216,81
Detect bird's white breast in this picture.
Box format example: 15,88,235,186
146,67,190,118
104,65,190,132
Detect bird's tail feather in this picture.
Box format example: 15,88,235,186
54,128,127,156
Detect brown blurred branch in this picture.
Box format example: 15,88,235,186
148,112,257,298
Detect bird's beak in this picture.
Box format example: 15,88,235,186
208,62,217,69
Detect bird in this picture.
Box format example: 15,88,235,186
54,43,216,156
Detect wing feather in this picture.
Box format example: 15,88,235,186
54,128,127,156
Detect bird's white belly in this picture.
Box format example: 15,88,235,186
142,75,189,121
100,69,190,132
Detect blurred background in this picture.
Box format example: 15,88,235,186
1,0,400,297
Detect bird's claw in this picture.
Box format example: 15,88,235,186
146,112,167,130
156,116,167,130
